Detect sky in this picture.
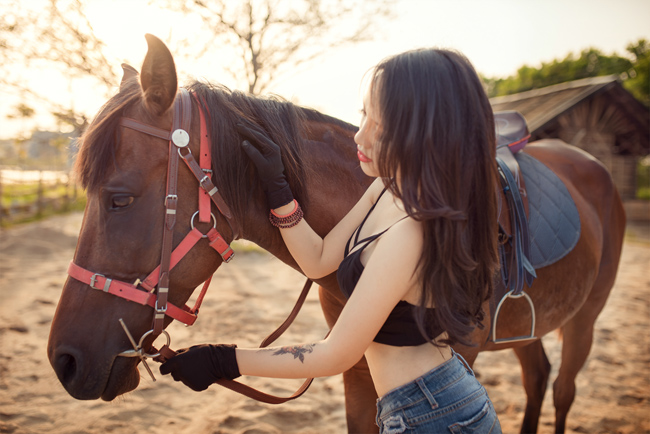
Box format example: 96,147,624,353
1,0,649,139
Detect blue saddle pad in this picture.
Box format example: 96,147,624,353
515,152,581,268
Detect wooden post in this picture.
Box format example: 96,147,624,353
0,171,3,226
62,173,69,212
37,171,44,218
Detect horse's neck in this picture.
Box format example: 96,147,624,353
243,118,372,275
300,119,371,234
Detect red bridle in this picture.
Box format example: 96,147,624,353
67,88,316,403
67,88,238,341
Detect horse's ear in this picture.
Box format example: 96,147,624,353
120,63,139,91
140,34,177,116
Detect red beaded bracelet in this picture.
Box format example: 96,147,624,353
269,200,304,228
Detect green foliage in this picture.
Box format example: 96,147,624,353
0,179,86,227
623,39,650,106
638,188,650,200
637,158,650,200
483,39,649,106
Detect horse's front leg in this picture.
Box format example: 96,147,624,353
319,286,379,433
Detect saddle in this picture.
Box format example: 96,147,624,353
490,111,581,344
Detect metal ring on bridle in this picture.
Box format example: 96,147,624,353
137,329,171,358
190,211,217,238
178,146,192,159
117,329,171,359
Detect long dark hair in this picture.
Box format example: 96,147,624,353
372,49,499,347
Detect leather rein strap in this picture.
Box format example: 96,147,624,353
154,278,316,405
217,277,317,404
67,88,315,403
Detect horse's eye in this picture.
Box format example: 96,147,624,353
111,195,134,209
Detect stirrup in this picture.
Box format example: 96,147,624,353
492,290,537,344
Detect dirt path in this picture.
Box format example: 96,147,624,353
0,213,648,433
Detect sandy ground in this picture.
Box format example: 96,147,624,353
0,213,648,434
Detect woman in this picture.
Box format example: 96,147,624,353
160,48,502,433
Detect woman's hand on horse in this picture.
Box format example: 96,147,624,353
159,344,240,391
237,122,294,209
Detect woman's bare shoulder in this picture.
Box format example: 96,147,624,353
366,177,387,201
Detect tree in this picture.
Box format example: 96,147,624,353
624,39,649,106
1,0,393,139
0,0,116,135
482,41,649,106
6,103,36,122
163,0,395,94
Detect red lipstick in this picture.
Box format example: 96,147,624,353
357,149,372,163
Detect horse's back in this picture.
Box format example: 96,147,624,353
491,139,626,343
523,139,625,238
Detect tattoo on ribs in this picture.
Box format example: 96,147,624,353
267,343,316,363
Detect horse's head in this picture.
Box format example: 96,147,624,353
47,35,240,400
48,32,367,401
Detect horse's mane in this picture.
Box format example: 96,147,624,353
74,79,143,193
75,79,352,225
188,81,317,221
300,106,358,132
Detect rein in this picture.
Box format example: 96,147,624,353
67,88,315,404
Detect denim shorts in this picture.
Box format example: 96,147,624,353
375,350,501,434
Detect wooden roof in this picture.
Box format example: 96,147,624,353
489,75,649,155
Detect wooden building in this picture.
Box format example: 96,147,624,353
490,75,649,201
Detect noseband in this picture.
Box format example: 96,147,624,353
67,88,238,372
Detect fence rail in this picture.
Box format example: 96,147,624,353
0,169,80,225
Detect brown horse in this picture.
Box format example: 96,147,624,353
47,35,626,434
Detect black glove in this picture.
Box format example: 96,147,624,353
236,122,294,209
159,344,240,391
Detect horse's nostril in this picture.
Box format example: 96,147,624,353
56,352,78,385
50,345,108,400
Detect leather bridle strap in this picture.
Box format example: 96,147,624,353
186,94,238,238
67,225,214,326
120,102,239,242
120,118,171,141
70,87,317,403
213,278,317,404
214,376,314,405
153,88,191,335
67,261,200,325
68,88,228,329
219,284,323,405
260,278,314,347
196,94,214,224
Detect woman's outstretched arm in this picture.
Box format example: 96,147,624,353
160,217,423,387
236,217,423,378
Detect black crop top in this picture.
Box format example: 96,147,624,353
336,189,444,347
